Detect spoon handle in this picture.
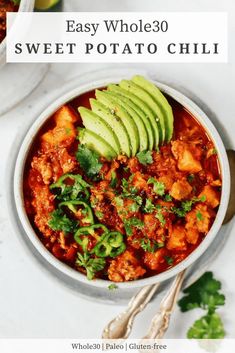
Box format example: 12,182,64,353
102,282,160,339
142,270,185,339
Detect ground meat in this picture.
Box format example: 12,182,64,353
108,250,146,282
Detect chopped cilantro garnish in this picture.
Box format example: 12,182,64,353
108,283,118,290
129,202,140,213
172,196,207,218
187,174,195,183
48,209,77,234
196,211,204,221
124,217,144,236
164,194,172,202
135,195,143,205
200,195,207,202
114,196,124,207
76,252,106,280
76,144,102,179
136,150,153,165
148,177,165,196
212,148,218,155
140,238,164,253
95,211,104,219
65,127,71,135
155,208,166,226
164,256,174,265
144,199,155,213
110,171,118,188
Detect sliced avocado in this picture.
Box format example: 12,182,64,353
78,128,117,160
90,99,131,157
108,84,155,150
104,91,148,151
132,75,174,142
78,107,120,154
95,90,139,156
120,80,165,145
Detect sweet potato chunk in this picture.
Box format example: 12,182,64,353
108,250,146,282
199,185,220,209
167,225,187,250
144,248,168,271
158,175,174,191
170,179,192,200
143,214,158,236
186,204,211,234
42,106,77,147
131,171,148,191
171,141,202,173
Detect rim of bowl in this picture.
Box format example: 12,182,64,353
0,0,35,67
14,76,231,289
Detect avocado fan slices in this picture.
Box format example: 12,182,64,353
77,75,174,159
132,75,174,142
107,84,155,150
90,98,131,157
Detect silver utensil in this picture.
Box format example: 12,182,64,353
102,282,160,339
142,270,186,339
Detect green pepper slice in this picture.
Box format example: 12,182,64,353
59,200,94,225
74,224,108,252
93,231,126,258
110,243,126,257
50,173,90,201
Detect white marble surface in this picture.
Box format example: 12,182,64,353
0,0,235,339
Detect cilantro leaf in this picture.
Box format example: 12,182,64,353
148,177,165,196
76,144,102,179
140,238,164,253
108,283,118,290
172,196,207,218
164,194,172,202
187,312,225,339
144,198,155,213
110,171,118,188
124,217,144,236
178,272,225,313
155,208,166,226
12,0,21,5
76,252,106,280
48,209,77,234
164,255,174,265
136,150,153,165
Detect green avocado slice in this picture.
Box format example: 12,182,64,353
108,84,156,150
78,128,117,160
107,84,154,150
78,107,120,154
95,90,139,156
90,98,131,157
132,75,174,142
105,91,148,151
120,80,165,145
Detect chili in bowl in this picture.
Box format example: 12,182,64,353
14,75,230,288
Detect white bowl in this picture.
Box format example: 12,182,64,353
14,74,231,289
0,0,35,69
